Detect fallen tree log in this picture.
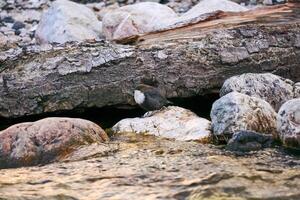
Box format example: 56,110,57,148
0,3,299,118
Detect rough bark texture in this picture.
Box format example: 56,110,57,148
0,3,300,118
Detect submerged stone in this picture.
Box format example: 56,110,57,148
112,106,211,141
0,117,109,168
227,131,274,152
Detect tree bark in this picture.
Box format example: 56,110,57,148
0,3,299,118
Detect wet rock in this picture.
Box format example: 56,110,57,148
277,98,300,149
2,16,14,24
12,21,25,30
220,73,295,111
102,2,177,40
182,0,248,19
36,0,103,44
112,106,211,141
226,131,274,152
210,92,277,140
0,117,109,168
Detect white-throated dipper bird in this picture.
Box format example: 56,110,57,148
134,84,172,111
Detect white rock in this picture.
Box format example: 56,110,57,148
210,92,277,140
102,2,178,40
277,98,300,149
112,106,211,141
294,83,300,98
182,0,248,19
220,73,295,111
36,0,103,44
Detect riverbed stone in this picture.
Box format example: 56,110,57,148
112,106,211,141
0,117,109,168
210,92,277,141
277,98,300,149
182,0,248,19
220,73,295,111
226,130,274,152
36,0,103,44
102,2,177,40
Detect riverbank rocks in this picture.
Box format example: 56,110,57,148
112,106,211,141
102,2,177,40
277,98,300,149
0,117,109,168
36,0,103,44
226,131,274,152
211,92,277,140
182,0,248,19
220,73,295,111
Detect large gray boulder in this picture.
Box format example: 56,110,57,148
0,117,109,168
36,0,103,44
210,92,277,140
102,2,178,40
220,73,295,111
277,98,300,149
112,106,211,141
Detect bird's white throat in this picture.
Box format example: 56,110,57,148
134,90,145,105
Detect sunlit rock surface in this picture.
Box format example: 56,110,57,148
211,92,277,140
36,0,103,44
220,73,295,111
112,106,211,141
0,117,109,168
0,132,299,199
102,2,177,40
277,98,300,149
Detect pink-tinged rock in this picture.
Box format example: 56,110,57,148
0,117,109,168
102,2,178,40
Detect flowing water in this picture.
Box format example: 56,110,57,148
0,132,299,200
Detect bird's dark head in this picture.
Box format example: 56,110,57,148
135,84,155,92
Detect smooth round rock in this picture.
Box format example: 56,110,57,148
220,73,295,111
102,2,177,40
210,92,277,140
277,98,300,149
0,117,109,168
36,0,103,44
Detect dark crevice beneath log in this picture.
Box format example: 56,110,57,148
0,94,219,131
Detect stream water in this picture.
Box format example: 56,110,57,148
0,132,299,200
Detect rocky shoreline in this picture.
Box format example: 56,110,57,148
0,0,299,199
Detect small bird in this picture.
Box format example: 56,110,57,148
134,84,172,111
